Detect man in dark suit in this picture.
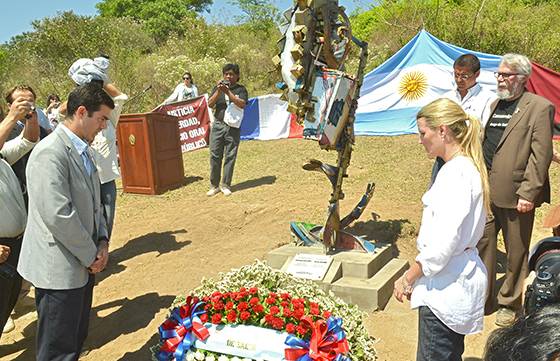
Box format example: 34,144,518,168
17,84,114,360
478,53,555,327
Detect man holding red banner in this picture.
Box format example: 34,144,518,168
206,63,248,197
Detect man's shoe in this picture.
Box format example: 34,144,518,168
3,316,15,333
495,307,517,327
206,187,220,197
220,186,232,196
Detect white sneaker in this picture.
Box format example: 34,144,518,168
3,316,15,333
220,186,232,196
206,187,220,197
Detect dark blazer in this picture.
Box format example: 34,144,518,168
485,91,555,208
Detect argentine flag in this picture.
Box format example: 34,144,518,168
355,30,501,136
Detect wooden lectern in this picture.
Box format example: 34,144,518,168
117,112,185,195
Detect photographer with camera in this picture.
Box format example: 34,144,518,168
484,303,560,361
206,63,248,197
0,94,38,337
483,237,560,360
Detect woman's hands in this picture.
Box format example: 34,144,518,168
393,261,423,303
393,271,413,302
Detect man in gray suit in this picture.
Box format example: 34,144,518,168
17,84,114,360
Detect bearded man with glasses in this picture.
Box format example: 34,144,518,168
477,53,555,327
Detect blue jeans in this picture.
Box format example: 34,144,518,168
417,306,464,361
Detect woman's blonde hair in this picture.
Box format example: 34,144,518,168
417,98,490,211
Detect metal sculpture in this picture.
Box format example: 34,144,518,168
274,0,374,253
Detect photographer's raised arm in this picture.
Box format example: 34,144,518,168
208,83,221,108
224,87,246,109
1,96,35,149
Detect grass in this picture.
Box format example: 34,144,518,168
117,134,560,261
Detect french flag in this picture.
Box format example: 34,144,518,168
240,94,302,140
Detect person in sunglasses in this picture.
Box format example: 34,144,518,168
478,53,555,327
164,71,199,104
430,54,495,186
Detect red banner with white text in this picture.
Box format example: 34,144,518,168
156,96,211,152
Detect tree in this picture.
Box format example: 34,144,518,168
96,0,213,42
228,0,281,34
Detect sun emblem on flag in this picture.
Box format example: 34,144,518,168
399,71,428,101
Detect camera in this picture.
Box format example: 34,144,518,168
219,79,230,87
25,105,36,120
524,236,560,315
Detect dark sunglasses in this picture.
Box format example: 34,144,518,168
183,77,191,80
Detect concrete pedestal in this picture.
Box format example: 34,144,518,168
266,244,408,311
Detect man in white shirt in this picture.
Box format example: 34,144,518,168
430,54,496,184
0,96,38,337
443,54,495,127
90,84,128,238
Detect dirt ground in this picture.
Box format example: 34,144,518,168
1,136,557,361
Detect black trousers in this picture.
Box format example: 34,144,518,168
0,235,23,340
35,274,95,361
417,306,464,361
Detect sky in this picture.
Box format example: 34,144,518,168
0,0,369,44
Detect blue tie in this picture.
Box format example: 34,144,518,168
82,148,94,176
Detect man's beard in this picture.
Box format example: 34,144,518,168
497,81,523,100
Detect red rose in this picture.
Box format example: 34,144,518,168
238,302,249,312
272,317,284,330
240,311,251,321
266,297,276,305
211,313,222,324
280,301,289,308
310,305,320,316
280,293,291,300
286,323,296,334
249,287,258,295
323,310,332,319
296,325,307,335
291,299,304,308
199,313,209,323
225,301,234,310
249,297,260,306
293,308,304,319
269,306,280,316
213,301,225,311
240,287,247,292
283,307,292,317
265,314,274,325
253,304,264,313
227,310,237,323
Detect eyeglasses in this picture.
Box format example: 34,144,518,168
183,77,191,80
494,72,520,79
454,72,474,81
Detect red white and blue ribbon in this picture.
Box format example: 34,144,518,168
157,296,210,361
284,316,350,361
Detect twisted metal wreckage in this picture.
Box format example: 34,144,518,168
273,0,375,254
